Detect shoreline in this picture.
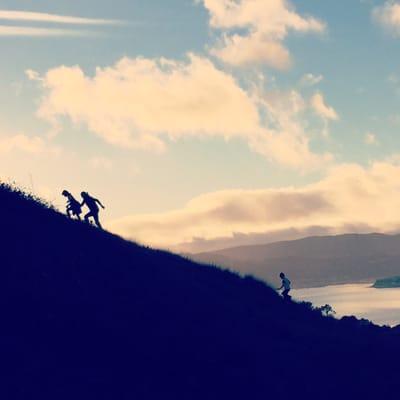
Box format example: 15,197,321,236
292,280,375,290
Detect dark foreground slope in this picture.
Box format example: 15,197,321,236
1,185,400,399
192,233,400,287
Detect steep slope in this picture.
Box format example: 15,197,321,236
192,233,400,287
1,184,400,399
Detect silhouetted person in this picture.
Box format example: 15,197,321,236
277,272,291,301
81,191,105,229
62,190,82,220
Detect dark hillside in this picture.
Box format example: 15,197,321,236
1,184,400,399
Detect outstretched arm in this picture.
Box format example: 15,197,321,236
96,198,105,209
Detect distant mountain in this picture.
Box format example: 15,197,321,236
4,183,400,398
191,233,400,288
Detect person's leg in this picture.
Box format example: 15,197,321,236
93,212,102,229
84,211,93,224
72,207,82,221
283,289,291,301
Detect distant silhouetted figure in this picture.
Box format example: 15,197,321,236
81,191,105,229
62,190,82,220
277,272,291,301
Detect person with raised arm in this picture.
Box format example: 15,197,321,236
80,191,105,229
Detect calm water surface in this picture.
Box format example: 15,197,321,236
293,284,400,327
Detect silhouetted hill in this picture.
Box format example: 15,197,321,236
2,183,400,399
192,233,400,288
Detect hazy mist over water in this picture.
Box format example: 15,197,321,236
293,284,400,327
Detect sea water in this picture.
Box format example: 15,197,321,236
292,284,400,327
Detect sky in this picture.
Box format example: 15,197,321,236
4,0,400,252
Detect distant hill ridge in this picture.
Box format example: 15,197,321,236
2,183,400,398
192,233,400,288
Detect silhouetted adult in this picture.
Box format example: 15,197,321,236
62,190,82,220
80,191,105,229
277,272,291,301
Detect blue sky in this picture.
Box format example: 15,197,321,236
3,0,400,251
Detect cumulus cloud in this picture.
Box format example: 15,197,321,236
200,0,325,69
311,92,338,121
30,55,332,170
108,161,400,249
250,89,333,168
31,55,260,151
372,1,400,35
0,134,60,155
211,31,292,70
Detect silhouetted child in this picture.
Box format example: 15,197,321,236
62,190,82,220
80,191,105,229
277,272,291,301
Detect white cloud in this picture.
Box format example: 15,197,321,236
32,56,260,150
0,10,121,37
0,10,121,25
365,132,378,145
211,31,292,69
30,55,332,170
0,26,90,37
372,1,400,35
108,161,400,249
201,0,326,69
0,134,60,155
300,73,323,87
25,69,41,81
311,92,338,121
250,88,333,169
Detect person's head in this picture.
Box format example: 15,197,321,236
81,191,88,199
280,272,285,279
62,190,71,198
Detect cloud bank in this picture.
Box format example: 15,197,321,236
30,55,333,170
108,161,400,250
31,55,260,150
